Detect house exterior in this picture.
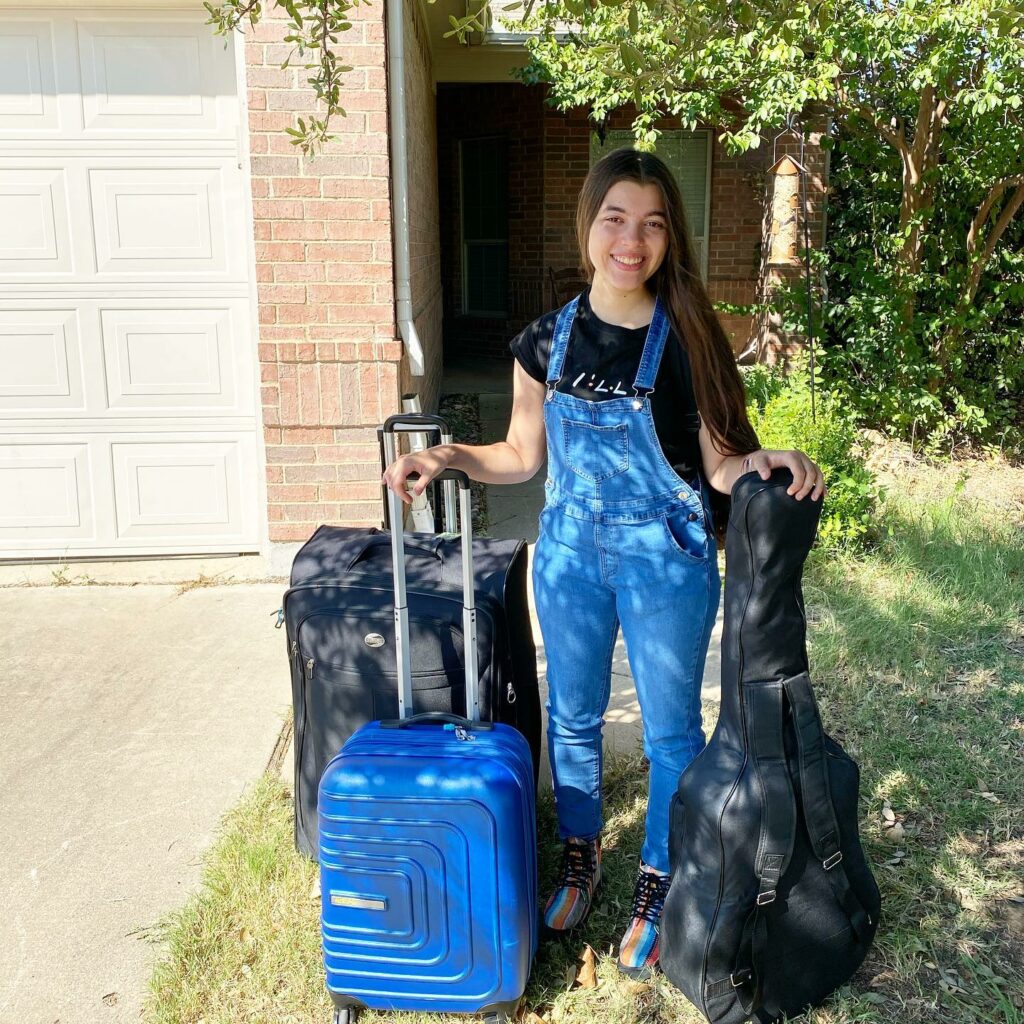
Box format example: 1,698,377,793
0,0,827,563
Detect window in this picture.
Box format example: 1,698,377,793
590,130,712,280
460,137,508,316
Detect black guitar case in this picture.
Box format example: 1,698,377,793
660,469,881,1022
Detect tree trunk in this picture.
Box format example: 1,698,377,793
896,84,947,327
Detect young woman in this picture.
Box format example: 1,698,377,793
382,149,826,978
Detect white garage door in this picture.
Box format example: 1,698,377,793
0,7,262,558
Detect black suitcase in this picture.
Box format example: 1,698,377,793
283,415,541,859
660,469,881,1023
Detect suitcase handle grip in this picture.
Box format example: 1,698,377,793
379,712,494,731
348,533,445,570
382,413,451,435
379,415,457,532
406,469,471,491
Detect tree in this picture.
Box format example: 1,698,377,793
511,0,1024,369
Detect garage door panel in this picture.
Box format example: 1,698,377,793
112,437,256,541
76,16,229,135
89,166,237,277
0,168,72,273
0,21,58,130
0,7,259,559
100,305,251,413
0,309,84,412
0,442,95,538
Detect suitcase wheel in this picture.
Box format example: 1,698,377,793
332,1008,357,1024
482,994,521,1023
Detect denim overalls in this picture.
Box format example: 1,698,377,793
532,293,722,873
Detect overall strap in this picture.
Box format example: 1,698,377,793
729,680,797,1015
782,672,874,944
631,296,671,397
546,294,581,391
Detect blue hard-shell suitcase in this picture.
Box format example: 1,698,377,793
319,452,537,1024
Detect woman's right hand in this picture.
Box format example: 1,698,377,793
381,445,453,505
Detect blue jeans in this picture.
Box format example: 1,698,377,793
533,501,720,872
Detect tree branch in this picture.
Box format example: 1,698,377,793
967,175,1024,255
836,82,907,156
908,82,935,178
939,182,1024,364
974,184,1024,284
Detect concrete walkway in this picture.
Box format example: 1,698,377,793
0,356,722,1023
0,580,290,1024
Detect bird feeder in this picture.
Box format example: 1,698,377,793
766,154,806,265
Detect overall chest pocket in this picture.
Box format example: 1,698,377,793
561,420,630,482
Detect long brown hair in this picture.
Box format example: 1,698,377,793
576,148,759,460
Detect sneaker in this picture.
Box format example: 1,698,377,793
616,863,672,978
542,837,602,932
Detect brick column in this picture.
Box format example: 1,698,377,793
245,3,400,542
706,135,765,356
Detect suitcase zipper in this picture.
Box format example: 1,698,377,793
290,638,310,842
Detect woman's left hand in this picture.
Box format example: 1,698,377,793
742,449,827,501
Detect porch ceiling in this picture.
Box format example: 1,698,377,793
417,0,533,83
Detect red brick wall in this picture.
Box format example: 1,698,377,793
542,103,591,290
246,3,400,540
705,134,764,354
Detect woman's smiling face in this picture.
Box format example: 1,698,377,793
587,180,670,294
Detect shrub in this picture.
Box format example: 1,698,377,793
742,361,882,550
740,361,787,413
807,131,1024,452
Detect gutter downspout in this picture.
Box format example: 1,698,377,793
386,0,425,377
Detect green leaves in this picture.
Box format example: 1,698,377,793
618,41,644,70
744,354,882,551
515,0,1024,448
204,0,358,155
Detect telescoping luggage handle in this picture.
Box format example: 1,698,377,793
384,464,482,726
380,413,458,532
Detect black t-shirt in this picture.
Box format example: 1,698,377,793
509,288,703,481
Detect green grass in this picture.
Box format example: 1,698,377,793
146,460,1024,1024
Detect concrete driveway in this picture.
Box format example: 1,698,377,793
0,574,291,1024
